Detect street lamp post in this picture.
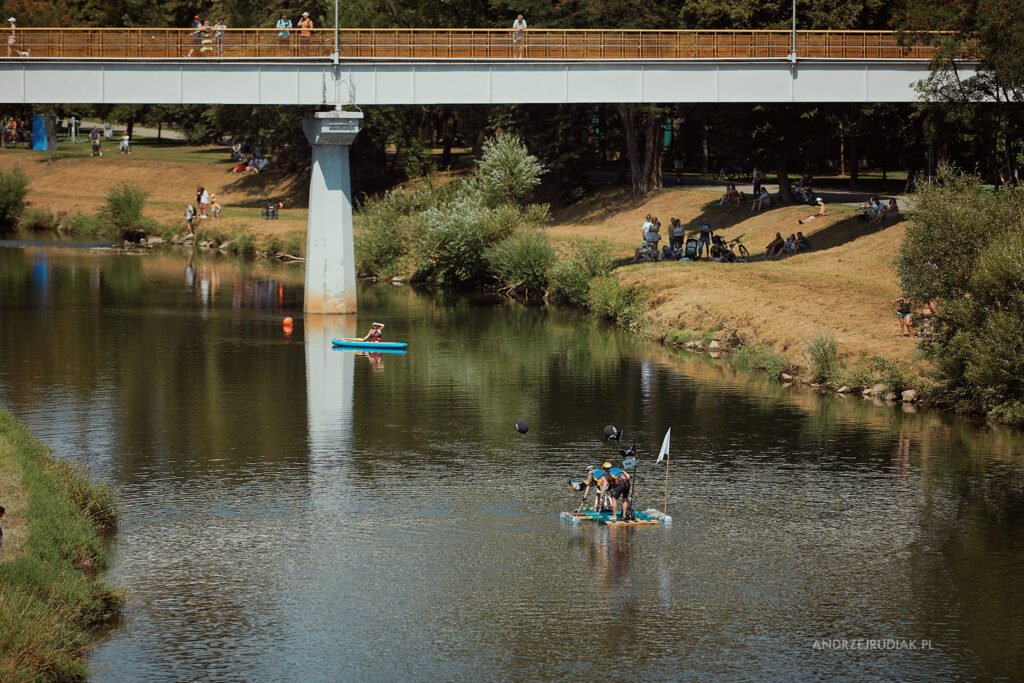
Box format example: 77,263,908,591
790,0,798,63
333,0,339,64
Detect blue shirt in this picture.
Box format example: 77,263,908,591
699,221,711,234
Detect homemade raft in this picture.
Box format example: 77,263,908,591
560,508,672,526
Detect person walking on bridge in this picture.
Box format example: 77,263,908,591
6,17,17,57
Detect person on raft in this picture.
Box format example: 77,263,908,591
582,465,609,512
604,461,631,521
360,322,385,342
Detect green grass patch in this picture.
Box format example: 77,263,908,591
730,343,794,378
586,275,646,331
0,409,122,682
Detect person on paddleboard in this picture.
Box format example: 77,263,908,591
360,322,384,342
604,461,631,521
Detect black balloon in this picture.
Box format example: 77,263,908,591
516,419,529,434
603,424,618,438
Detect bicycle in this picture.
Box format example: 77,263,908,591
725,234,751,260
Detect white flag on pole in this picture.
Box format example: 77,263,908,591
656,427,671,463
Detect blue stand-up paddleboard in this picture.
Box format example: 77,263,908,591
331,339,409,351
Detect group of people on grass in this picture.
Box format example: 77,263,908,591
632,215,753,263
860,196,899,223
893,293,936,339
764,231,811,258
184,186,222,235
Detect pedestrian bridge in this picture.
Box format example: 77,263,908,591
0,28,975,315
0,29,974,105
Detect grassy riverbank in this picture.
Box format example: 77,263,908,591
548,185,930,391
0,409,122,682
1,140,930,393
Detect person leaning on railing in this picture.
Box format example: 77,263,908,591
512,14,526,58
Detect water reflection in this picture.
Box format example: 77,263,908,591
1,243,1023,680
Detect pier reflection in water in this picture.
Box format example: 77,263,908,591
0,244,1023,681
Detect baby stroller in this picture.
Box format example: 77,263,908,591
681,237,700,261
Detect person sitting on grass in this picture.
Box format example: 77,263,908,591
874,197,899,223
764,232,785,259
709,238,727,261
632,243,655,263
662,244,676,261
750,186,771,213
783,234,797,254
798,197,825,224
718,183,743,206
795,231,811,252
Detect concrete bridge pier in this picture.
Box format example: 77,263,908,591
302,110,363,314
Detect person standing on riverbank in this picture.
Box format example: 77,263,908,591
893,293,913,337
184,203,196,235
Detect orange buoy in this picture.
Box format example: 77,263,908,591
282,325,293,336
282,316,294,327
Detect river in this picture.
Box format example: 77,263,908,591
1,243,1022,681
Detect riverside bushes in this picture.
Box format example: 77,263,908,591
100,182,157,238
0,409,122,681
355,133,549,288
898,167,1024,421
806,332,841,383
485,229,555,296
548,240,614,306
354,134,649,330
0,166,29,231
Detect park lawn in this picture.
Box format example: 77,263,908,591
0,142,309,236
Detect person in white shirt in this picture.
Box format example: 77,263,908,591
512,14,526,58
119,132,131,154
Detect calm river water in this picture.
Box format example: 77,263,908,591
1,244,1023,681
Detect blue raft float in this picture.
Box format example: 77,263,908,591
331,339,409,351
560,508,672,526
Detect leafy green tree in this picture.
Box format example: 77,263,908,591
898,166,1024,421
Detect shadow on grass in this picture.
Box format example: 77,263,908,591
802,214,907,252
680,198,801,236
221,169,310,208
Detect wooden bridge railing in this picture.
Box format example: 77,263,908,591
6,28,957,61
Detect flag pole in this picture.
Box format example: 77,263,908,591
663,449,670,514
656,427,671,515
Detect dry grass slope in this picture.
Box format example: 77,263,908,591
550,185,923,374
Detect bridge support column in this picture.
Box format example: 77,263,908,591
302,111,363,314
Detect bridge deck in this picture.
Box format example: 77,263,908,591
4,28,960,61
